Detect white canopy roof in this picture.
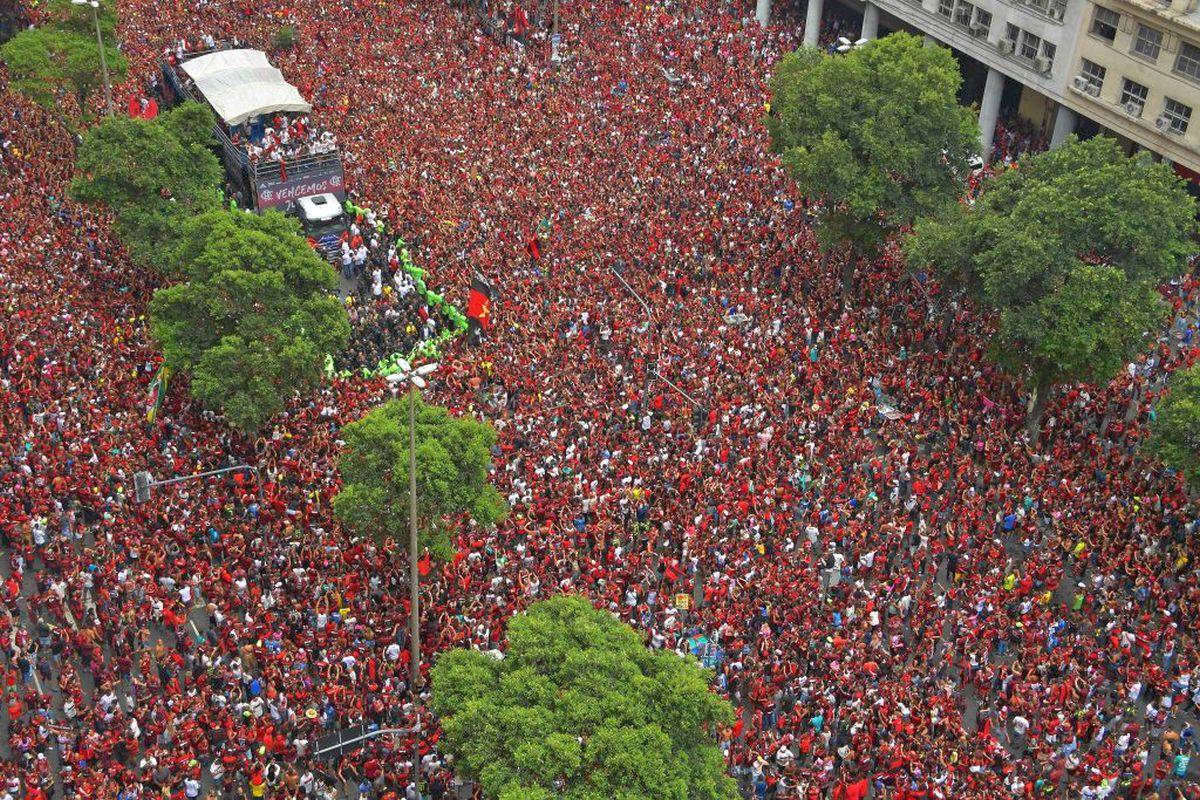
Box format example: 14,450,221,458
181,49,311,126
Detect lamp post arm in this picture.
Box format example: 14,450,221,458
149,464,259,488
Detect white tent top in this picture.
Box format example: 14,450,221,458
181,49,311,126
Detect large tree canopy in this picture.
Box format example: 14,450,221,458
431,595,737,800
1,0,126,116
333,395,506,552
148,209,349,432
72,102,224,270
905,136,1196,432
766,32,978,274
1146,365,1200,489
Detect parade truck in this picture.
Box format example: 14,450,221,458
160,46,347,260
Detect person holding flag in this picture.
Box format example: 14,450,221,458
467,274,494,345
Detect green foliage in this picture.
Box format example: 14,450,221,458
906,137,1196,430
159,207,337,289
73,103,223,211
431,596,737,800
333,396,507,547
148,209,349,432
766,33,978,260
0,13,125,115
2,29,61,108
995,264,1168,390
271,24,297,51
111,201,195,270
43,0,119,38
190,334,327,434
73,102,224,270
1146,365,1200,488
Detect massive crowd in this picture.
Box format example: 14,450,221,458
334,224,443,374
1,0,1199,799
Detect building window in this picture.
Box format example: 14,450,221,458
953,0,974,26
1121,78,1149,114
1091,7,1119,42
1020,30,1043,60
1042,41,1057,65
1175,41,1200,81
937,0,954,17
1133,24,1164,61
1006,22,1020,43
1163,98,1192,134
1081,58,1107,91
1025,0,1065,17
974,9,992,36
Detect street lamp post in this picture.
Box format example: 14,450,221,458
132,464,260,504
385,360,438,692
604,264,710,618
386,359,437,795
72,0,114,117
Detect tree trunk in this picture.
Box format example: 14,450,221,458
1026,374,1053,440
841,247,857,295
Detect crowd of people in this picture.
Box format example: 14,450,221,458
329,209,448,374
162,38,340,168
2,0,1199,799
232,116,338,168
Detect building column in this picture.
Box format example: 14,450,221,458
803,0,824,47
861,1,880,39
756,0,771,27
978,67,1005,162
1049,103,1077,149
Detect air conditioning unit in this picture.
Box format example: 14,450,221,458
968,21,987,34
998,38,1016,54
1156,115,1177,132
1086,83,1101,97
1124,101,1143,117
1071,75,1090,91
1034,56,1053,73
1047,5,1065,20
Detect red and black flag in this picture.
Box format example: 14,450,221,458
467,274,494,343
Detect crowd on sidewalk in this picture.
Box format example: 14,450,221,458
1,0,1199,799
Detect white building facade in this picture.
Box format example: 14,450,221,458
758,0,1200,177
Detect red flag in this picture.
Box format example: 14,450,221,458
467,275,494,331
143,98,159,120
278,158,287,183
127,97,141,117
417,552,432,577
525,234,541,262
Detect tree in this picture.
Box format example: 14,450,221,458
1,14,125,116
148,209,349,432
766,33,979,287
271,24,298,51
189,334,331,434
906,136,1196,434
73,103,222,220
1146,365,1200,489
73,102,223,270
431,595,737,800
333,395,506,553
1,29,61,108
